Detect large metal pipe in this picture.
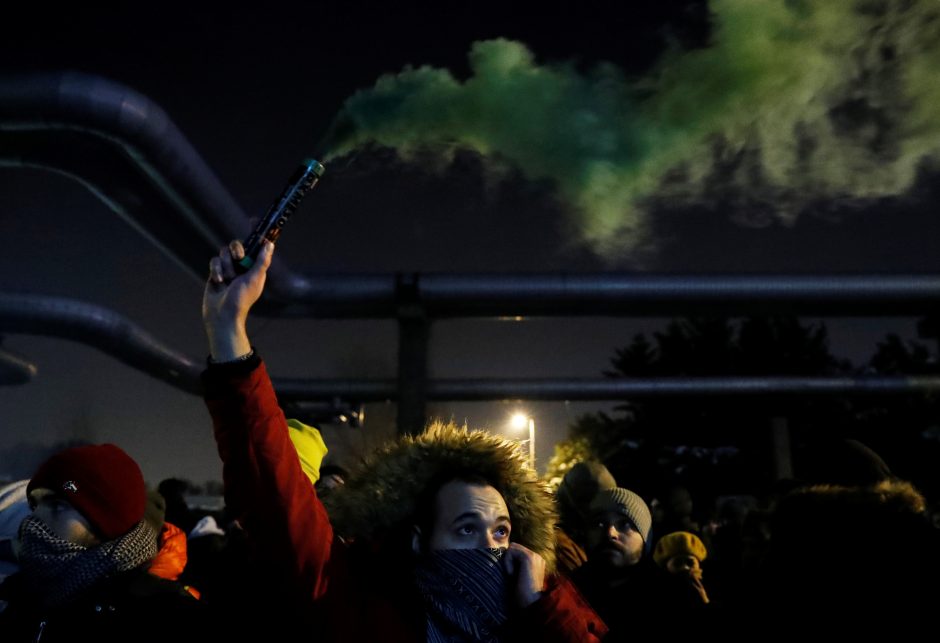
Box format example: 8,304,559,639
3,293,940,401
3,74,940,319
273,375,940,401
270,273,940,318
415,273,940,318
0,294,202,393
0,74,232,266
0,72,313,307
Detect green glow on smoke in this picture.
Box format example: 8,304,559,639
326,0,940,260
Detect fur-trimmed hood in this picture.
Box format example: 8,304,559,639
325,422,558,572
776,478,926,518
763,478,940,625
770,478,930,555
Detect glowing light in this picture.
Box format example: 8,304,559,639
510,413,530,431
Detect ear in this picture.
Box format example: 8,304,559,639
411,525,422,555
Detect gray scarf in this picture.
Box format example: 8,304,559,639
17,514,157,608
413,548,509,643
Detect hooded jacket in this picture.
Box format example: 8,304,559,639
759,478,940,633
203,356,606,642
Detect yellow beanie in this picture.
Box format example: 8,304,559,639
286,419,328,484
653,531,707,567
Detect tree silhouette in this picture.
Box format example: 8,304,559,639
558,317,855,497
553,316,940,502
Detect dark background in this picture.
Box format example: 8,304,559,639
0,2,935,485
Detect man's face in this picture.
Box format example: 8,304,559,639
586,510,644,568
422,481,512,551
29,488,100,547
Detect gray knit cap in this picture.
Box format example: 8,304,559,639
589,487,653,543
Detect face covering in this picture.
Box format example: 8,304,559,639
17,515,157,608
413,547,509,643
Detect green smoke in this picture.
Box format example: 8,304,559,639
325,0,940,260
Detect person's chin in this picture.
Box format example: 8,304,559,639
594,546,626,566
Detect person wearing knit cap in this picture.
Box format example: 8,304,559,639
555,461,617,574
586,487,652,568
0,444,205,641
557,462,618,534
28,444,148,544
572,487,661,641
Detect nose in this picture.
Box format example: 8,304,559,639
484,532,500,549
607,525,620,540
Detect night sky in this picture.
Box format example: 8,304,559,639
1,2,937,484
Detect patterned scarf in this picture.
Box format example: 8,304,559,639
413,548,509,643
17,515,157,608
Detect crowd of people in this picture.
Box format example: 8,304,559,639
1,239,937,640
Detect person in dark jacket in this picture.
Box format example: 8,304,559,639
572,487,660,640
762,478,940,633
554,461,617,574
0,444,203,642
755,439,940,635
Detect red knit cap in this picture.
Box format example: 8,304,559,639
27,444,147,540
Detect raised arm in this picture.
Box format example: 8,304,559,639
201,240,338,600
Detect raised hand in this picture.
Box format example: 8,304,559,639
502,542,547,608
202,239,274,361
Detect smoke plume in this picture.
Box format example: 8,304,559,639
323,0,940,259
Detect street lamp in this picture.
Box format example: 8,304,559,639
510,412,535,470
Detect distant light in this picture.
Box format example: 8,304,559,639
510,413,529,431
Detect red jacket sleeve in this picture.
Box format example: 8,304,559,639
202,358,339,601
511,575,608,642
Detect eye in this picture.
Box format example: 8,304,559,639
36,497,67,513
457,525,476,536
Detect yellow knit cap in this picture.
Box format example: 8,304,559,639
286,419,328,484
653,531,707,567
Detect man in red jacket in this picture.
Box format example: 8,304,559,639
202,240,606,642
